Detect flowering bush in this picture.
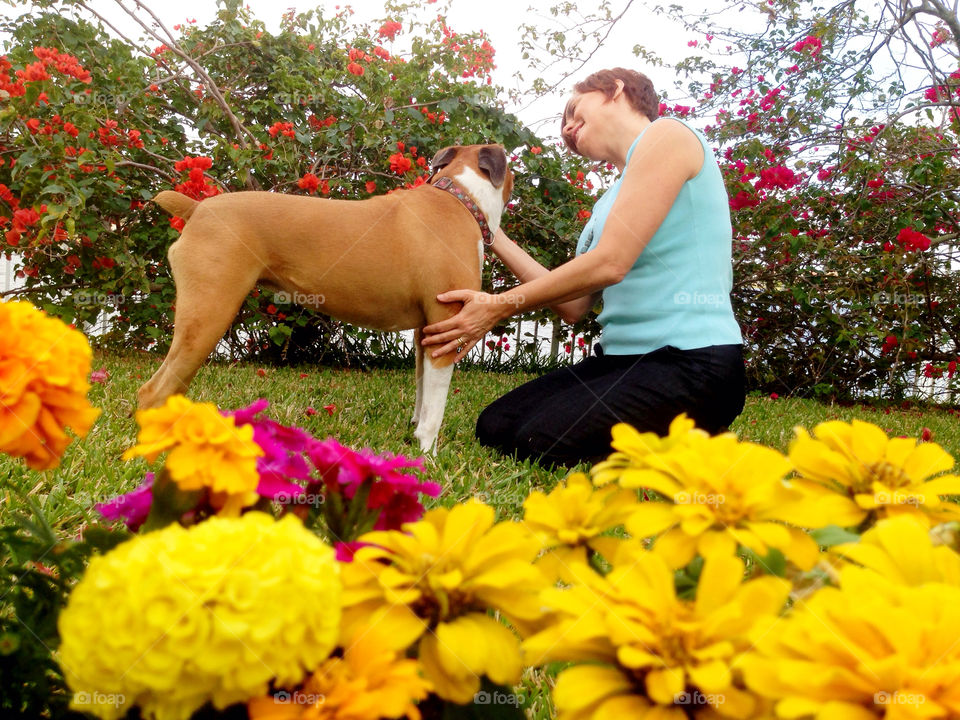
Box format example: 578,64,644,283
0,1,596,370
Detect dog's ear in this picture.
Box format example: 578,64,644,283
477,145,507,187
431,146,458,172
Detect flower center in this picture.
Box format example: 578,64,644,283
409,587,475,628
860,461,911,492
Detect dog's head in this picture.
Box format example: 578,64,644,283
430,144,514,210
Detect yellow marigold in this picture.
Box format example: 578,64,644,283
247,631,431,720
789,418,960,528
525,548,789,719
59,512,342,720
340,500,548,704
0,299,100,469
613,431,855,570
522,472,638,581
123,394,263,515
741,545,960,719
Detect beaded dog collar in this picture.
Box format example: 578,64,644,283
430,176,494,246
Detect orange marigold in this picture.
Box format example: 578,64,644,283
0,300,100,469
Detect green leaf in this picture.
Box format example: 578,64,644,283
140,468,202,532
810,525,861,547
741,546,787,577
430,679,527,720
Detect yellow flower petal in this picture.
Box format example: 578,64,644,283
652,528,699,568
553,665,634,715
645,667,685,704
626,501,679,538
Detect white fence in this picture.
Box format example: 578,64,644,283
0,254,22,295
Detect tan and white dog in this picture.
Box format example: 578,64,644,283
139,144,513,452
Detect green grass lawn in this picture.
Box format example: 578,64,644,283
2,348,959,534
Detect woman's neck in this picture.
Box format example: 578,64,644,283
610,115,652,171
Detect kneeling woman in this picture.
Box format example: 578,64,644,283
421,67,745,466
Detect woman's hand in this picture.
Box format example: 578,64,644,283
421,289,508,359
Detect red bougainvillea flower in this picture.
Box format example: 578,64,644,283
730,189,761,210
173,156,219,200
365,180,377,193
346,61,364,76
297,173,320,194
388,152,412,174
378,20,402,40
268,121,295,138
896,227,931,251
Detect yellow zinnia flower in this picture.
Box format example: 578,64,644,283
522,472,638,581
789,418,960,529
59,513,342,720
607,428,849,569
339,500,547,704
741,557,960,719
591,414,710,487
832,514,960,587
0,299,100,469
525,548,790,719
247,630,430,720
123,394,263,515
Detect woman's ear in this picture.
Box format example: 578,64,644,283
612,79,625,100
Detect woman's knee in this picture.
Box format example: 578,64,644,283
475,400,515,449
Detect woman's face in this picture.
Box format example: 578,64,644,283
561,89,612,158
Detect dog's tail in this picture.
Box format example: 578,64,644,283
153,190,199,220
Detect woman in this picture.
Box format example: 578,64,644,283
421,67,745,466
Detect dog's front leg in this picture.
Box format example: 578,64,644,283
412,355,454,453
412,329,424,427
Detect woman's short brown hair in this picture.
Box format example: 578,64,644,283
561,68,659,153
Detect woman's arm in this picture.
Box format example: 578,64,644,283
424,119,704,358
489,227,601,324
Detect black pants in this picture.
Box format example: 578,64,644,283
476,344,746,467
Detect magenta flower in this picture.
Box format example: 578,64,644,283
307,437,440,536
96,473,154,531
224,399,313,499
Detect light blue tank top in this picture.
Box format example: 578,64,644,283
575,118,742,354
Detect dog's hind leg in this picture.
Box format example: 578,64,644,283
411,329,424,427
137,238,259,409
